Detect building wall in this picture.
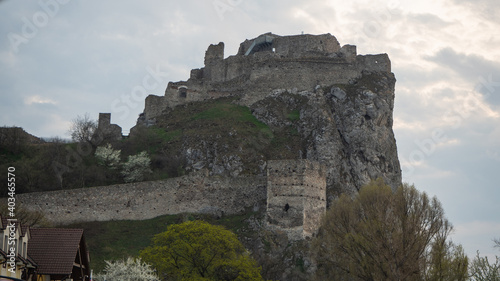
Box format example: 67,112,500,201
0,222,24,279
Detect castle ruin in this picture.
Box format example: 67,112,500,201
137,32,391,126
95,113,122,141
13,33,401,243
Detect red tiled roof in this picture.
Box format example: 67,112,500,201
20,224,30,237
27,228,84,275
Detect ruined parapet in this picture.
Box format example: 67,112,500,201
356,53,391,73
272,33,341,58
340,44,357,62
204,42,224,65
266,160,327,240
96,113,122,141
203,42,225,82
142,33,394,122
238,33,341,57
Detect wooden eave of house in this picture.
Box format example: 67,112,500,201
27,228,91,280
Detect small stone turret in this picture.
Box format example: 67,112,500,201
96,113,122,141
266,160,327,240
204,42,224,65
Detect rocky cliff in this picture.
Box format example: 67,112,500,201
133,33,401,203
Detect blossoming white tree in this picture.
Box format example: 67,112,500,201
95,144,121,169
121,151,152,182
93,257,160,281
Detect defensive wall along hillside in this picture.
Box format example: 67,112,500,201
14,160,328,240
16,171,266,225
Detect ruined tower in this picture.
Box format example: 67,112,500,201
95,113,123,141
266,160,327,240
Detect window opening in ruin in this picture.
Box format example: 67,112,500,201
284,203,290,212
178,86,188,98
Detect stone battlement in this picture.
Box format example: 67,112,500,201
139,33,391,125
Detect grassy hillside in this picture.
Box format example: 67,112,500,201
66,211,261,272
0,96,306,195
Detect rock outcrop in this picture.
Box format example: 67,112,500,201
133,32,401,203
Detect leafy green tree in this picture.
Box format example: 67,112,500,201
121,151,152,182
313,179,463,281
424,237,468,281
140,220,262,281
93,257,160,281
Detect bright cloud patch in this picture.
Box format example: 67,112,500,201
24,95,57,106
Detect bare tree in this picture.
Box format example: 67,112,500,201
68,113,97,147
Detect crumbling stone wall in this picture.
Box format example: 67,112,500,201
96,113,122,140
137,33,392,125
266,160,326,240
16,171,266,225
15,160,328,238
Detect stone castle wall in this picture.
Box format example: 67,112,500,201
16,171,266,225
266,160,326,240
14,160,327,237
138,33,392,124
95,113,122,140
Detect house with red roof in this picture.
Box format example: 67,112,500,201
1,215,90,281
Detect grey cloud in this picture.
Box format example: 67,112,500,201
406,13,451,29
425,48,500,105
451,0,500,21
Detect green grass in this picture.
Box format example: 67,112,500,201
150,128,182,142
287,110,300,122
182,100,274,148
67,214,182,272
192,102,269,130
67,210,262,272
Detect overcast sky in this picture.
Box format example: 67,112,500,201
1,0,499,259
